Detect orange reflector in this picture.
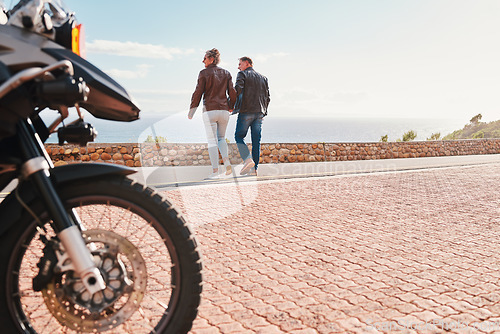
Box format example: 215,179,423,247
71,24,86,58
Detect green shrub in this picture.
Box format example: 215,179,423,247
491,130,500,138
472,130,484,139
443,130,462,140
144,135,167,143
402,130,417,142
426,133,441,141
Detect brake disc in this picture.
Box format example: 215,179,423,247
41,229,147,332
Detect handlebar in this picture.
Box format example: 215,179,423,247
0,60,73,99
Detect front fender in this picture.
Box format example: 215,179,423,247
0,163,136,236
50,162,135,184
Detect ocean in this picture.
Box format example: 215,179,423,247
44,112,466,144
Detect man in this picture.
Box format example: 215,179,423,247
234,56,270,176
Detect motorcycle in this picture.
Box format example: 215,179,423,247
0,1,202,333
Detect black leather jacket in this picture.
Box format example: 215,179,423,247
235,67,270,115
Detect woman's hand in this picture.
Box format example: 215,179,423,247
188,108,197,119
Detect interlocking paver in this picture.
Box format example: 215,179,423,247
163,162,500,333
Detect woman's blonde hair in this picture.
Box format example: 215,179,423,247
205,48,220,65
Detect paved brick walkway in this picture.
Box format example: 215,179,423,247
162,163,500,333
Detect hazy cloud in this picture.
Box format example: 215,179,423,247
128,89,192,114
268,87,370,118
105,64,153,79
217,52,290,71
130,88,192,96
276,88,369,106
87,40,194,59
253,52,289,62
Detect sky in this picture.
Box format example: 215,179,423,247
37,1,500,123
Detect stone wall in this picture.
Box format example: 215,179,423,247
46,144,141,167
45,139,500,167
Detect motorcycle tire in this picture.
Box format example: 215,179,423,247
0,175,202,334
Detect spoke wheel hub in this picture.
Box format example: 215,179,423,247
42,229,147,332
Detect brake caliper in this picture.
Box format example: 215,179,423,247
32,235,58,292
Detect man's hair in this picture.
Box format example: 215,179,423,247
239,56,253,66
205,48,220,65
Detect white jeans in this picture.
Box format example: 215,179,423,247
202,110,230,170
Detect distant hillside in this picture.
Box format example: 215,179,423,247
443,118,500,140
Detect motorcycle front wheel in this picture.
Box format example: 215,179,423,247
0,176,202,334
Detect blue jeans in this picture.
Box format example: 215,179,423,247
235,113,263,170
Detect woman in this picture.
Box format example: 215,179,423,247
189,48,236,179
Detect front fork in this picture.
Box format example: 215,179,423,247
17,119,106,295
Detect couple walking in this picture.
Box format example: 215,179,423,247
188,48,270,179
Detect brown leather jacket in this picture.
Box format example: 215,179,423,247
190,64,236,112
